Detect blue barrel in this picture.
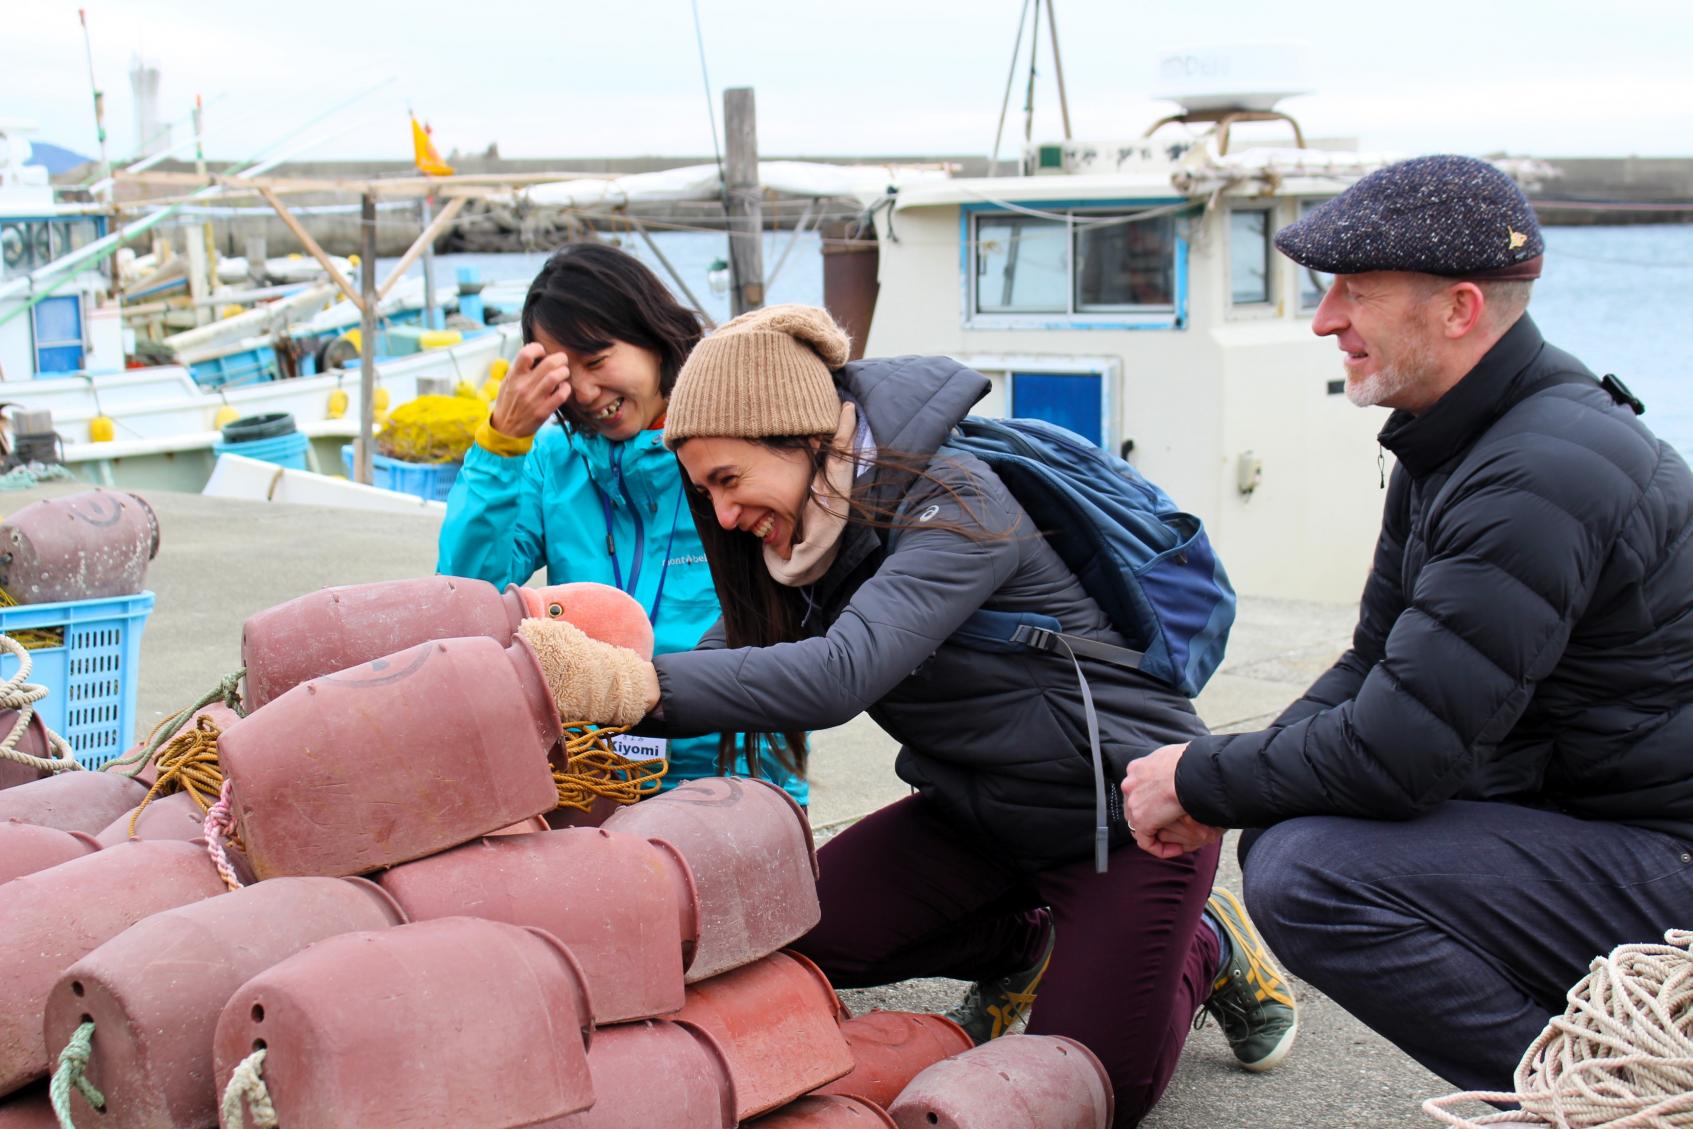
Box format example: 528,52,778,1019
213,413,309,470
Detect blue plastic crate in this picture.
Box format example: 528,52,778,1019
0,592,155,769
341,445,460,502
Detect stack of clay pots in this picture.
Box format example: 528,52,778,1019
0,577,1115,1129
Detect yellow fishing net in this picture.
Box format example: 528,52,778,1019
377,394,489,463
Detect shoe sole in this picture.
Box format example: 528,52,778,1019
1239,1017,1298,1074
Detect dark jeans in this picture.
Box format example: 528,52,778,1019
1241,801,1693,1091
791,794,1220,1129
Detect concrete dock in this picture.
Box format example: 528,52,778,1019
18,482,1450,1126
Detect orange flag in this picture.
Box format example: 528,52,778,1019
410,115,454,177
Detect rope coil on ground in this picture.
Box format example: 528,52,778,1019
1424,930,1693,1128
552,722,667,811
49,1020,104,1129
0,633,81,774
221,1047,279,1129
203,778,246,891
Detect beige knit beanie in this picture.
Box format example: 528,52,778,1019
664,304,851,448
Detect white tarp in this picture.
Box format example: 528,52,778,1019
523,160,951,209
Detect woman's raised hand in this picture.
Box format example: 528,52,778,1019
491,341,575,438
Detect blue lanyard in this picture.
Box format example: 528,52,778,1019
593,448,686,630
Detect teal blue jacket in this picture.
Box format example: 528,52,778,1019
437,423,808,804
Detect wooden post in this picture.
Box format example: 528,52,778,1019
723,87,764,316
355,192,377,486
244,235,266,288
184,223,211,326
419,194,440,330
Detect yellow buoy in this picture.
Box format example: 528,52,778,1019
482,377,502,402
417,329,463,351
219,304,245,320
487,357,510,383
327,388,350,420
454,380,483,400
372,387,391,414
214,405,241,431
89,416,115,443
347,253,361,268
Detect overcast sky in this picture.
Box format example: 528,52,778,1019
9,0,1692,168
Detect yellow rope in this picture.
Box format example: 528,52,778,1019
0,585,65,651
128,716,233,841
552,722,668,812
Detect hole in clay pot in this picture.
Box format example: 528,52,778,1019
926,1116,939,1126
252,1038,267,1052
71,981,85,997
251,1004,265,1023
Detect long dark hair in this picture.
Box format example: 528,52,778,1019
520,242,703,430
681,425,1014,779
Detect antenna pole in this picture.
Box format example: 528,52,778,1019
1022,0,1041,145
1045,0,1073,140
989,0,1032,172
77,9,112,201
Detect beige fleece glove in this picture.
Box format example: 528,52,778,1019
518,617,651,726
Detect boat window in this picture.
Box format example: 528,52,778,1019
976,215,1069,313
1074,215,1176,311
1229,208,1272,305
1296,200,1334,310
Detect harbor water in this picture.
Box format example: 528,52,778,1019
384,223,1693,460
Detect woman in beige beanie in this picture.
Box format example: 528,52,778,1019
520,304,1296,1125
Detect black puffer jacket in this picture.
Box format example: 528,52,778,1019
1177,316,1693,842
655,355,1205,868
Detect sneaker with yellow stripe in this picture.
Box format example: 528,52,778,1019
1197,887,1298,1072
945,916,1056,1045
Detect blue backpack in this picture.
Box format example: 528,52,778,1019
930,416,1236,700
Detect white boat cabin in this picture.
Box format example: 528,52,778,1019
862,133,1394,603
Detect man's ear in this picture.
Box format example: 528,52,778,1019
1442,281,1487,340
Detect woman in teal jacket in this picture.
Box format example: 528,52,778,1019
437,242,806,803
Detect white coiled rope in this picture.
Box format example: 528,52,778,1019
1424,930,1693,1128
0,633,80,773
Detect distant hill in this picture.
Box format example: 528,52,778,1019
26,141,93,175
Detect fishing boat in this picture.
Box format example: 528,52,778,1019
835,56,1397,602
0,121,517,492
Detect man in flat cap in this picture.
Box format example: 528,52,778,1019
1120,154,1693,1091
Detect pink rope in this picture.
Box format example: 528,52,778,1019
203,778,245,891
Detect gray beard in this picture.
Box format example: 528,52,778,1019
1344,339,1438,409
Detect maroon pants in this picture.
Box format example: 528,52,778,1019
792,794,1220,1128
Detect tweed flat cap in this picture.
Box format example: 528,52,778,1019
1274,155,1544,279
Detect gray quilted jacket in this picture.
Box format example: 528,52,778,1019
653,355,1205,868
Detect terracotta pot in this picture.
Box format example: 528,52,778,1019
0,1084,55,1128
240,578,654,711
750,1095,898,1128
43,876,404,1129
214,917,594,1129
241,576,525,711
376,826,697,1024
218,636,560,878
885,1035,1114,1129
544,794,620,829
94,790,206,846
816,1012,974,1108
0,490,158,604
0,713,56,791
602,777,820,982
105,704,243,790
538,1020,735,1129
488,814,550,836
674,951,854,1121
0,840,226,1097
0,771,147,834
0,818,99,885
